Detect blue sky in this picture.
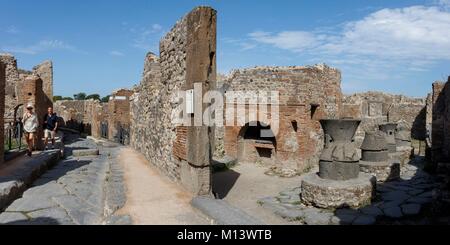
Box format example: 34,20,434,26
1,0,449,98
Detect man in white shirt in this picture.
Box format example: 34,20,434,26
22,103,38,157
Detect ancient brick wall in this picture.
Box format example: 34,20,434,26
0,54,20,120
1,54,53,123
91,101,109,139
342,92,426,147
32,60,53,104
54,99,97,133
0,61,5,164
130,6,216,195
223,64,342,173
20,75,50,150
108,89,133,143
429,79,450,163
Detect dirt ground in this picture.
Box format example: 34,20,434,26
115,148,209,225
212,162,310,225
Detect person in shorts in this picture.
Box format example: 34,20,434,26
22,103,38,157
43,106,59,150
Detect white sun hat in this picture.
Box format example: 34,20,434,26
26,103,34,109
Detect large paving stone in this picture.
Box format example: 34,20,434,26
406,196,433,205
0,212,29,224
303,209,332,225
106,215,133,225
28,207,74,225
383,207,403,218
23,182,69,198
401,204,421,216
192,197,264,225
275,209,305,222
5,196,57,212
360,206,383,217
52,195,102,225
331,214,357,225
381,190,410,202
352,215,376,225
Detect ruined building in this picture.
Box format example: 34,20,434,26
427,78,450,167
130,6,216,196
0,60,6,164
53,99,98,133
341,92,426,148
0,53,53,122
108,89,133,144
221,65,342,173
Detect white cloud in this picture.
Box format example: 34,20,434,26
438,0,450,7
1,40,81,55
324,6,450,60
5,25,20,34
109,50,125,56
248,5,450,67
132,24,164,50
249,31,324,52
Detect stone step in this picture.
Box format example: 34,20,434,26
191,196,264,225
0,150,61,211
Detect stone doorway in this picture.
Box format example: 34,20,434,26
238,122,277,165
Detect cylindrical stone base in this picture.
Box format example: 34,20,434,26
301,173,376,209
361,150,389,162
359,161,400,182
319,160,360,181
387,144,397,153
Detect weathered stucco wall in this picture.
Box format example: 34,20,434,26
223,64,342,173
130,6,216,195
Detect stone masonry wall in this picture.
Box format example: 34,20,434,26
0,61,6,164
20,75,50,150
108,89,133,143
429,79,450,163
342,92,426,147
223,64,342,173
130,6,216,195
54,99,97,133
0,54,20,120
0,54,53,122
32,60,53,103
91,101,109,139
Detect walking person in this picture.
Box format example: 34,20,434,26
22,103,38,157
43,106,59,150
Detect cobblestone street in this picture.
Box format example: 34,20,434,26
0,134,130,225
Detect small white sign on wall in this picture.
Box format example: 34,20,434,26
186,89,194,114
114,96,127,100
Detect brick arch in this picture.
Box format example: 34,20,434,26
13,103,24,121
237,121,277,164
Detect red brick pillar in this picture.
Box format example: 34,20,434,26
21,75,48,151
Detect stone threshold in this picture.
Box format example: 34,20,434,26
191,196,265,225
0,150,61,212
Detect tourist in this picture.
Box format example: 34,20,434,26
43,106,59,150
22,103,38,157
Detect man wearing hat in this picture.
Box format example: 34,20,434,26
22,103,38,157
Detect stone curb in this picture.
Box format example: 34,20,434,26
0,150,61,211
191,196,265,225
72,149,100,157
